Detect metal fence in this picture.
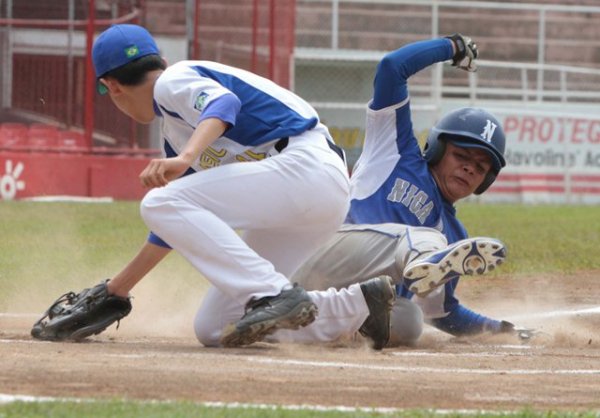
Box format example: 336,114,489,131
0,0,146,149
187,0,296,89
3,1,600,148
293,0,600,106
0,0,296,150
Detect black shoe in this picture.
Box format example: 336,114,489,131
220,284,318,347
358,276,395,350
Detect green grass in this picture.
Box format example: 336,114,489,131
1,200,599,417
456,203,600,274
0,201,201,312
0,400,598,418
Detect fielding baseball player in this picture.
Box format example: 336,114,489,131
31,23,350,347
293,34,533,345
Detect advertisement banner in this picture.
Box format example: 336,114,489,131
480,108,600,204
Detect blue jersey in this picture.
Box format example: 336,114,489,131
347,38,503,335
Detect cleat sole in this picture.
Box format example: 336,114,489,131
220,301,317,348
404,238,506,297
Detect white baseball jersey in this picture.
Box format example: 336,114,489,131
155,60,329,167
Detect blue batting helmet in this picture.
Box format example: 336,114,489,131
423,107,506,194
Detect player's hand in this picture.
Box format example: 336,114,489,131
140,156,191,188
446,33,478,72
498,320,537,342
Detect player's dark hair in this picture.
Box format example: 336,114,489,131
101,54,166,87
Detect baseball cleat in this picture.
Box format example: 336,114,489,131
358,275,396,350
403,237,506,297
220,284,318,347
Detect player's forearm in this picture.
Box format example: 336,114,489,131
428,304,502,336
372,38,453,109
384,38,453,78
179,117,229,165
107,241,171,297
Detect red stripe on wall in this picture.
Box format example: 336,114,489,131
571,186,600,194
489,186,566,193
571,175,600,182
497,173,565,182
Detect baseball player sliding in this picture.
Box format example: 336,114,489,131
30,26,512,350
292,34,534,345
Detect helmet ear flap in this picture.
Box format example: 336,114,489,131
423,131,446,165
474,171,496,194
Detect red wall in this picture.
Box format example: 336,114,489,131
0,151,152,201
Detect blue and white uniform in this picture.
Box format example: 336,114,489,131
348,38,505,335
156,61,325,164
146,60,342,248
293,38,505,343
139,60,378,346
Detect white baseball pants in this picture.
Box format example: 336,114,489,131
140,128,372,345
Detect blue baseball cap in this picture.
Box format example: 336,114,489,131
92,24,159,94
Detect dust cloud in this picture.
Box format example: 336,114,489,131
450,270,600,349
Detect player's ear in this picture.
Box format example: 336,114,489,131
99,78,123,96
161,56,169,67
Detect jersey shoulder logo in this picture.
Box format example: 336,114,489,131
480,119,497,143
194,92,209,112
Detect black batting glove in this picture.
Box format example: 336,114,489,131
498,320,537,341
446,33,478,72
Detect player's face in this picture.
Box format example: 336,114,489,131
431,142,492,203
101,75,159,124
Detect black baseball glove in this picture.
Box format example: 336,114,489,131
31,280,132,341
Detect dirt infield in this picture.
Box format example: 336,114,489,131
1,271,600,413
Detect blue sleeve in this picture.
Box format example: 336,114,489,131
198,92,241,127
428,304,504,336
147,232,172,249
371,38,453,110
